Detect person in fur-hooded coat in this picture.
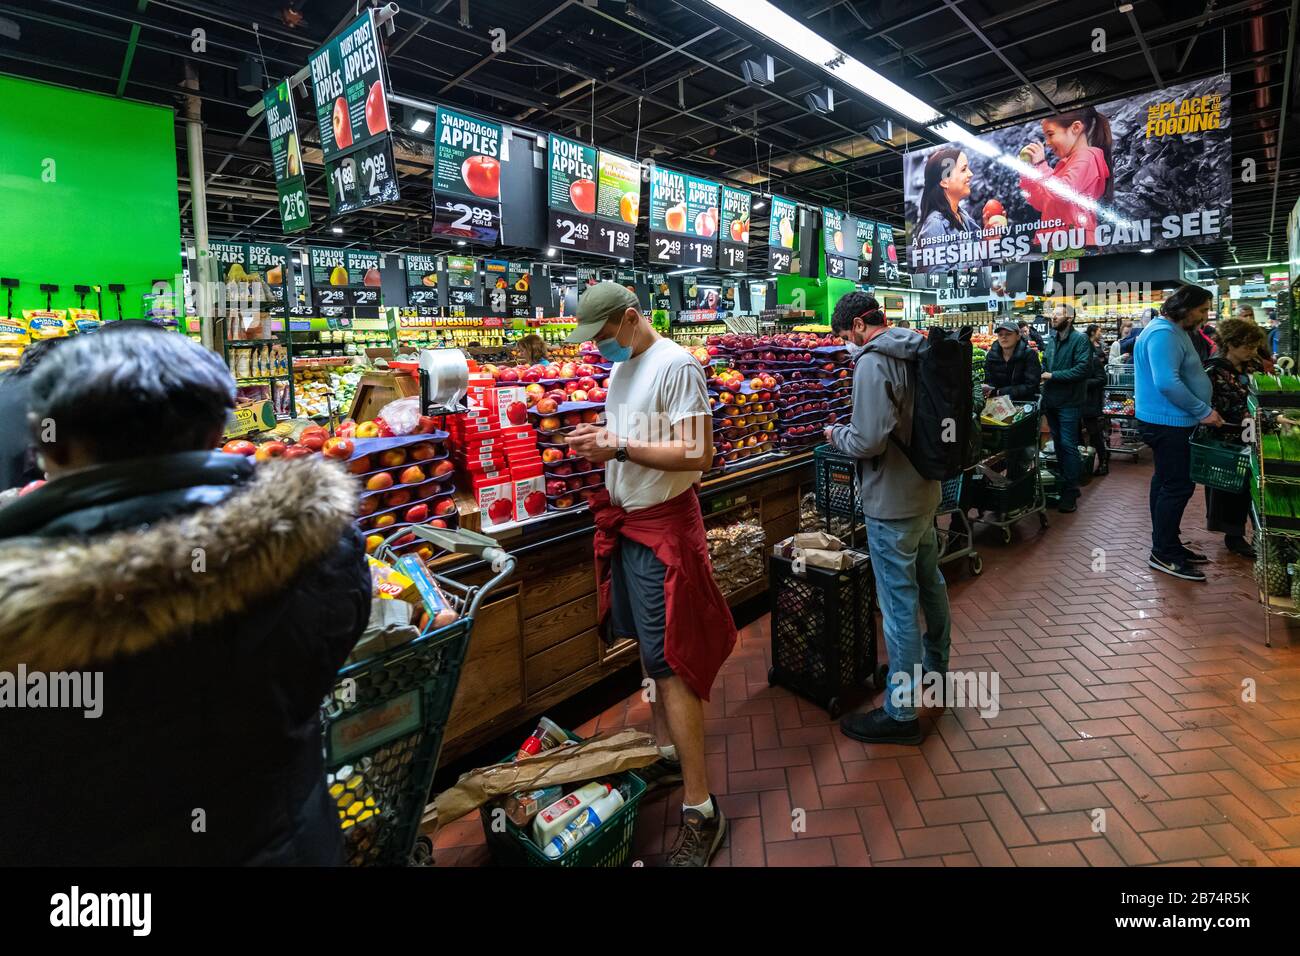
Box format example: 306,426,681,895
0,325,369,865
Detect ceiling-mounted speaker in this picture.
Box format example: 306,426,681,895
237,57,264,93
804,86,835,114
867,119,894,144
741,54,775,88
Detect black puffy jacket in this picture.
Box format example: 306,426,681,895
983,338,1042,401
0,451,369,865
1083,342,1108,417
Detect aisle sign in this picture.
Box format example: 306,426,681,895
308,8,400,216
404,253,442,309
718,186,751,274
431,106,502,245
546,135,638,258
262,80,310,233
309,247,383,308
768,196,800,275
647,165,718,268
208,241,291,315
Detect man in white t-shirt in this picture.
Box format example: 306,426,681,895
564,282,735,867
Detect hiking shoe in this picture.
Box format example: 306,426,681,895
638,756,683,794
839,707,923,745
1179,543,1210,563
666,798,727,867
1149,553,1207,582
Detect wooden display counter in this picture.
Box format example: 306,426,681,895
437,453,813,761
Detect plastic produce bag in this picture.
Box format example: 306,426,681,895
375,396,423,435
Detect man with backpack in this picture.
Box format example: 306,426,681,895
823,293,953,745
1040,303,1094,513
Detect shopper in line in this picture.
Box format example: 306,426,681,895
1040,303,1093,512
824,292,950,746
1108,318,1134,364
563,282,734,867
0,338,67,491
1116,308,1153,362
0,325,370,865
1204,318,1266,558
984,318,1042,400
1018,320,1046,351
1268,314,1283,358
1083,324,1111,476
1133,283,1222,582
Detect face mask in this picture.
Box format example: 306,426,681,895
596,314,633,363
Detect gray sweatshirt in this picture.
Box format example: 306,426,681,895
829,327,941,520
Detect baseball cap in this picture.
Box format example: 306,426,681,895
565,281,639,343
995,319,1019,333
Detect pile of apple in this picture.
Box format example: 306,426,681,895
350,439,457,557
482,359,608,391
221,423,355,463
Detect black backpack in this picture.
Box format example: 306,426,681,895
863,326,979,481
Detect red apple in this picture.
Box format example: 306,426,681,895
366,472,394,491
523,490,547,516
347,455,371,475
323,436,355,460
461,155,500,199
386,489,412,508
587,387,607,403
497,367,519,383
433,498,457,517
570,178,597,214
405,503,429,523
546,479,567,497
222,439,256,456
378,449,406,468
399,465,426,485
254,441,287,462
409,442,438,461
332,97,352,149
536,397,559,416
282,445,312,460
365,81,388,136
432,460,455,477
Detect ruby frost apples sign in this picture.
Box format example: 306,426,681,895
308,8,400,216
903,76,1231,273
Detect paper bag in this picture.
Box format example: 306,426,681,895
423,729,660,833
980,394,1018,423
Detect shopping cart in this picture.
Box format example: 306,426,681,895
936,473,981,575
320,525,516,866
972,403,1049,544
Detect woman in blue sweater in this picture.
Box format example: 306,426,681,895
1133,285,1223,582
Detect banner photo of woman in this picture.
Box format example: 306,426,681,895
903,76,1231,274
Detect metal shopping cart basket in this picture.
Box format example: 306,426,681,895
936,473,981,575
321,526,516,866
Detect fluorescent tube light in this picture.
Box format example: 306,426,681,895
410,117,431,134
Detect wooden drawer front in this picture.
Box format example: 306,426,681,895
445,591,523,740
524,592,599,657
522,561,595,618
764,509,800,549
526,629,599,697
762,487,799,522
600,636,638,665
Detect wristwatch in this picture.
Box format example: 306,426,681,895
615,434,629,463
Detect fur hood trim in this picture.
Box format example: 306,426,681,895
0,457,359,671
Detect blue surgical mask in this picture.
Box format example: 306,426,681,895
597,315,633,363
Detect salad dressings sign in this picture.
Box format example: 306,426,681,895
431,106,502,245
262,80,309,233
877,223,900,283
308,9,400,216
768,196,800,274
547,133,597,253
208,241,291,315
445,255,478,307
647,165,719,268
718,186,751,273
309,247,383,308
404,252,442,309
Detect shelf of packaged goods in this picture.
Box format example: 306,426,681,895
293,357,356,368
235,375,292,385
722,577,769,607
226,338,283,347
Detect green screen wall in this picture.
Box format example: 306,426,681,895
0,76,182,318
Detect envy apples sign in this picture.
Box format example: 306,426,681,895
308,8,399,217
432,106,503,245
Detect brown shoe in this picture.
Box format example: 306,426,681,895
666,797,727,867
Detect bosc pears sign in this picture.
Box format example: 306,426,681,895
431,106,503,245
262,79,309,233
308,8,400,216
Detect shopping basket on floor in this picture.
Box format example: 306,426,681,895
1189,427,1250,492
321,527,516,866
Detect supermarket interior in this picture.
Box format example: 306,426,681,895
2,0,1300,892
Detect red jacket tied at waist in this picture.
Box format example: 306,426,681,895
589,487,737,702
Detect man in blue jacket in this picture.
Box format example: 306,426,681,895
1133,284,1222,582
1040,304,1094,512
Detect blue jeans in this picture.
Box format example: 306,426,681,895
866,511,952,721
1045,405,1082,504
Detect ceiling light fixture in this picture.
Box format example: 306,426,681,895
1139,247,1155,254
456,240,467,246
701,0,941,125
410,117,431,134
331,226,343,234
546,248,557,257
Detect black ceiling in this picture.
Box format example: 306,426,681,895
2,0,1296,275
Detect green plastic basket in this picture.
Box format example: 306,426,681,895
479,731,647,867
1189,429,1249,492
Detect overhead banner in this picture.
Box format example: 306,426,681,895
594,151,640,258
404,252,442,309
877,223,900,283
431,106,502,245
308,8,400,216
856,218,876,279
308,247,382,309
768,196,800,275
507,261,532,318
718,186,751,273
647,165,719,268
262,80,309,233
903,76,1231,274
208,241,290,315
822,206,870,281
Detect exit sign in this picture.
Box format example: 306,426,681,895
1059,259,1079,273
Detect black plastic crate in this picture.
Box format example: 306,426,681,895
768,554,885,718
979,412,1039,453
813,444,862,520
970,468,1038,514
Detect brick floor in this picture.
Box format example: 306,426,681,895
438,461,1300,866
